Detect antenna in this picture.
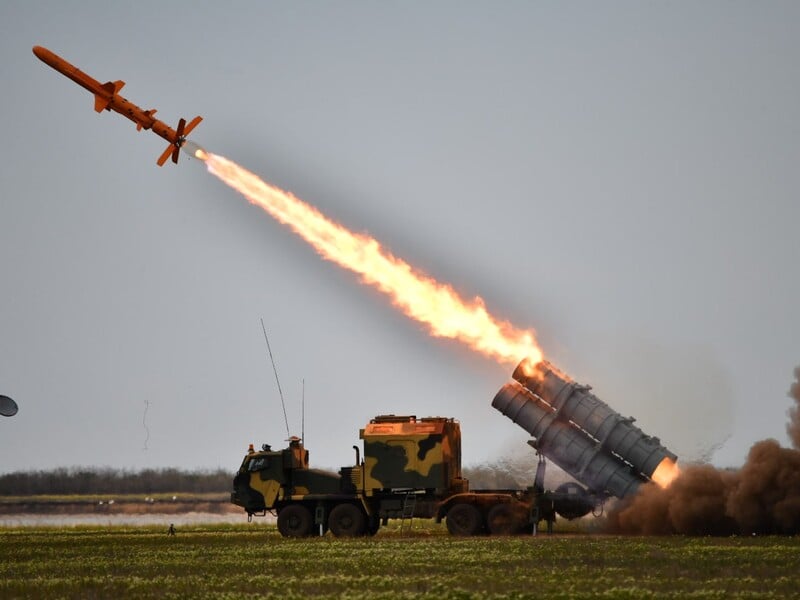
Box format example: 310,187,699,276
260,318,290,440
301,378,305,444
142,398,150,451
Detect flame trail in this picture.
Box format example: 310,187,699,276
197,150,541,367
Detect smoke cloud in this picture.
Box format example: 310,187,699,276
607,366,800,535
788,366,800,450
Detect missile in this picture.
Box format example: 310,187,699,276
32,45,202,166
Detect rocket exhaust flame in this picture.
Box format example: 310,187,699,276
650,457,680,489
197,151,542,367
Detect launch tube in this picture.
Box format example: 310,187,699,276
492,382,642,498
513,358,677,480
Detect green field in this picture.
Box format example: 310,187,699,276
1,523,798,599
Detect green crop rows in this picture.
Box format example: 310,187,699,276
1,524,798,599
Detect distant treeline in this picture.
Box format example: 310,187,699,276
0,467,231,496
1,457,569,496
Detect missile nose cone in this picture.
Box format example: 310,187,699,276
33,46,52,63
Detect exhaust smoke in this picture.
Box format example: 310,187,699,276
607,365,800,535
788,366,800,450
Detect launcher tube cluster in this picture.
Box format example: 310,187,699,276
492,358,677,499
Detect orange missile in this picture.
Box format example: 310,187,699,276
33,45,202,166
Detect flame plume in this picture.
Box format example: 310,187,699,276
201,152,542,367
651,457,680,489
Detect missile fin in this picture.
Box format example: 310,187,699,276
157,143,174,167
93,94,110,112
99,80,125,95
183,116,203,136
94,81,124,113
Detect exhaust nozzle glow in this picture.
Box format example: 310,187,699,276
182,140,207,161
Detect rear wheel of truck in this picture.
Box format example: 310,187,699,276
329,503,367,537
277,504,313,537
446,503,484,536
366,514,381,536
487,503,526,535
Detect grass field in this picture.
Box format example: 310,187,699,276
1,522,798,599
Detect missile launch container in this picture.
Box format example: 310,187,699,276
495,358,678,497
232,414,597,537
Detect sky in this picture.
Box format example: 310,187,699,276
1,2,799,478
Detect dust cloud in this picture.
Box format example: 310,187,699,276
607,366,800,535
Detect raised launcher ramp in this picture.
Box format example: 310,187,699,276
492,358,677,499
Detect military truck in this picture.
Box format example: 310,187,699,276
231,414,594,537
232,358,678,536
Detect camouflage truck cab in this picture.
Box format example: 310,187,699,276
360,415,468,495
232,437,341,515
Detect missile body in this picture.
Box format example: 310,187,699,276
32,45,201,166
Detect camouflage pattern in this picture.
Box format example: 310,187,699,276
231,438,341,514
360,416,467,495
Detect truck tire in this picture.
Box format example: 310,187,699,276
487,503,526,535
446,503,484,536
329,503,367,537
277,504,313,537
366,514,381,536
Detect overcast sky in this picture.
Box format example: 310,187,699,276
1,2,798,479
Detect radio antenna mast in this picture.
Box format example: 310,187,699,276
300,377,306,446
260,318,290,440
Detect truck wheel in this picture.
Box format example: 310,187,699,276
366,514,381,536
277,504,313,537
446,503,484,536
487,503,526,535
329,503,367,537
